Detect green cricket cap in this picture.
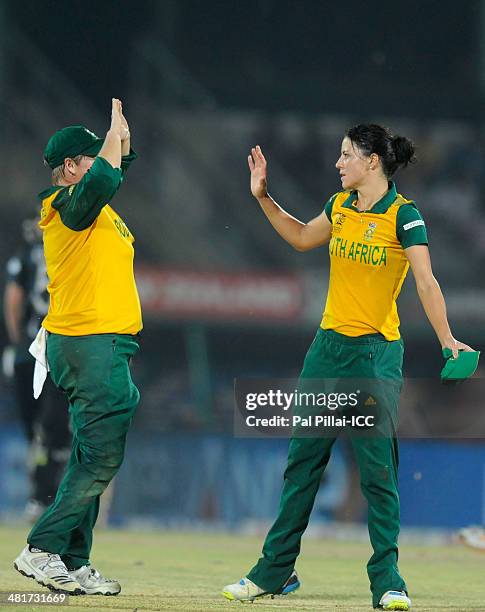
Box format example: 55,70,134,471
44,125,103,169
441,348,480,382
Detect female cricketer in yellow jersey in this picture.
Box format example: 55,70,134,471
223,124,474,610
14,99,142,596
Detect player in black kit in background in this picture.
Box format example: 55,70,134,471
3,218,71,521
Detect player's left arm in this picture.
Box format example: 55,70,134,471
405,245,473,357
396,203,473,357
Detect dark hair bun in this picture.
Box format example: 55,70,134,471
392,136,416,167
346,123,416,177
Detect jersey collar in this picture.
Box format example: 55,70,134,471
341,181,397,214
37,186,64,201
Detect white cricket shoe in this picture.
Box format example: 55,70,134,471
68,565,121,596
379,590,412,610
14,546,84,595
222,570,300,601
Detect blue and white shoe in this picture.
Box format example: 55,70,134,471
222,570,300,601
379,590,412,610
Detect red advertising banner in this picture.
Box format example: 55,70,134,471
136,267,304,322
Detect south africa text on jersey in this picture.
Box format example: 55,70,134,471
329,237,387,266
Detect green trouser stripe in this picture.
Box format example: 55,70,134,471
28,333,140,569
247,328,406,607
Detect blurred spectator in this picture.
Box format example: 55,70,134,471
3,218,71,521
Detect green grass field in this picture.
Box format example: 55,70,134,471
0,525,483,611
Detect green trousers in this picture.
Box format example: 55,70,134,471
247,328,407,608
28,333,140,569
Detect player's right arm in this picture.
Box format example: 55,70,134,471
248,145,332,252
98,98,137,174
53,100,129,231
97,98,125,169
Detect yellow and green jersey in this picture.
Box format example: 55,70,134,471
38,154,142,336
321,182,427,341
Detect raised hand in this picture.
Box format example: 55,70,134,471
248,145,268,199
109,98,123,137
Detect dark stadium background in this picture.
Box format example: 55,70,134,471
1,0,485,530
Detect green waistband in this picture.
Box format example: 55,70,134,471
319,327,394,345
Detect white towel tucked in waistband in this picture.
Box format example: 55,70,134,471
29,327,49,399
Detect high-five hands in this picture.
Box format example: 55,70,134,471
248,145,268,199
110,98,129,141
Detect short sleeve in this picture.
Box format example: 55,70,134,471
324,193,338,222
396,203,428,248
52,157,122,231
